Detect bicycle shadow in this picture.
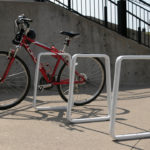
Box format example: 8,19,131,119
0,94,129,118
0,94,129,121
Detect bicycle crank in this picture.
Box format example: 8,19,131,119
39,74,55,92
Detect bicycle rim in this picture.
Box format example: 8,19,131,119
0,51,30,110
57,57,105,106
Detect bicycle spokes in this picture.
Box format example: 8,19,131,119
57,57,105,106
0,51,30,110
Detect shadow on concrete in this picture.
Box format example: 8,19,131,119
0,95,129,123
0,94,148,150
114,140,144,150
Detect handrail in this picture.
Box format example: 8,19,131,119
127,10,150,26
126,0,150,47
139,0,150,7
128,0,150,12
50,0,68,8
108,0,117,5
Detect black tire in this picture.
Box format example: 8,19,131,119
57,57,105,106
0,51,31,110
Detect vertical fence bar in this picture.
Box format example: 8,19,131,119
127,0,130,38
104,6,108,27
132,2,133,39
68,0,71,10
117,0,127,37
102,0,104,23
114,2,117,31
136,5,138,41
147,14,149,47
144,9,146,45
104,0,108,27
138,20,141,44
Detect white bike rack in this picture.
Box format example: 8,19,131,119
110,55,150,140
33,52,72,111
66,54,111,123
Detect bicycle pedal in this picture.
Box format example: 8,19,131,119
38,86,44,92
38,84,53,91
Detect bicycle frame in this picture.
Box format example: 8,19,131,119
1,34,85,86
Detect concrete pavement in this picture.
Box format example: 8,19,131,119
0,87,150,150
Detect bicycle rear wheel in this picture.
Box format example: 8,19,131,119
57,57,105,106
0,51,30,110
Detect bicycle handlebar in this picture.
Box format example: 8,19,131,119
15,14,32,30
16,14,32,25
12,14,33,45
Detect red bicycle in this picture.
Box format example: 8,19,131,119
0,14,105,110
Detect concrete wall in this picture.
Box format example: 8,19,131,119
0,1,150,88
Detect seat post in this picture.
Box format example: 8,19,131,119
62,36,71,52
60,31,80,52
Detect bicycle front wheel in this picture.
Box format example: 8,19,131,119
57,57,105,106
0,51,30,110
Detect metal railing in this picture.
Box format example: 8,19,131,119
48,0,150,48
49,0,107,23
127,0,150,47
49,0,117,28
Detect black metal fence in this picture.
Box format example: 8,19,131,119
48,0,150,48
126,0,150,47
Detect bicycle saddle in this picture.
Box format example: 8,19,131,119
60,31,80,38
